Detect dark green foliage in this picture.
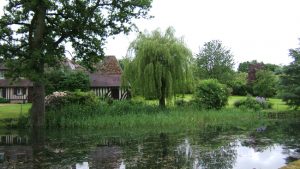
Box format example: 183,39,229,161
174,99,196,107
59,71,90,92
174,99,188,107
264,63,281,73
280,47,300,109
196,40,234,85
232,85,248,96
231,72,248,96
0,0,153,75
234,96,272,111
0,0,153,126
239,61,281,96
45,69,90,95
238,60,281,73
0,97,10,103
253,70,278,98
123,27,193,107
45,91,98,111
238,60,259,73
194,79,229,109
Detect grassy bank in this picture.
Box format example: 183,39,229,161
0,103,30,127
41,95,293,129
0,96,293,129
281,160,300,169
42,100,280,129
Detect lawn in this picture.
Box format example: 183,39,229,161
132,95,290,111
0,103,30,119
227,96,291,111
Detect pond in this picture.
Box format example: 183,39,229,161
0,120,299,169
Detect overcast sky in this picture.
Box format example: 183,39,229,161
1,0,300,67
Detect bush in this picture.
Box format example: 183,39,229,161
45,91,98,111
234,96,272,111
0,97,10,103
194,79,230,109
175,99,188,107
231,84,248,96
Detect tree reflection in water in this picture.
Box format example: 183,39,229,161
0,120,299,168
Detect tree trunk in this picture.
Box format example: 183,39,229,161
159,95,166,107
31,127,45,169
159,80,166,107
29,2,47,128
31,82,45,128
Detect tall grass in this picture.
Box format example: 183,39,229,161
13,96,293,129
38,100,268,129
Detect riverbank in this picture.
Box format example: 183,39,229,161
281,160,300,169
0,96,294,129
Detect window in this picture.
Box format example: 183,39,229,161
14,88,25,96
17,88,23,96
0,71,4,79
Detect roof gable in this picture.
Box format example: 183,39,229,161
90,56,122,87
95,55,122,75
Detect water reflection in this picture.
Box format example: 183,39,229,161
234,142,287,169
0,120,299,168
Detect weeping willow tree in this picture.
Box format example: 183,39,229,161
123,27,193,107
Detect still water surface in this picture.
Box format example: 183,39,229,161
0,120,299,169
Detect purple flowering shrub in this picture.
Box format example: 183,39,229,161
234,96,272,111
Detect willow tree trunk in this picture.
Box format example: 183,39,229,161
29,3,47,128
159,80,166,107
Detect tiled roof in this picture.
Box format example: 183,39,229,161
90,55,122,87
0,56,123,88
90,74,121,87
62,58,86,71
95,55,122,75
0,79,33,87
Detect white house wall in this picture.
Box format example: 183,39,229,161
3,88,28,103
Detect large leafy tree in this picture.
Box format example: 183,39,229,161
238,60,259,73
280,47,300,109
238,60,281,74
123,27,193,107
0,0,152,127
231,72,248,96
253,69,278,98
196,40,234,85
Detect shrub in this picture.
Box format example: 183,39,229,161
175,99,188,107
0,97,10,103
45,91,98,110
194,79,230,109
234,96,272,111
231,84,248,96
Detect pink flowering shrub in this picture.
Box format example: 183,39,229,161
45,91,98,110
